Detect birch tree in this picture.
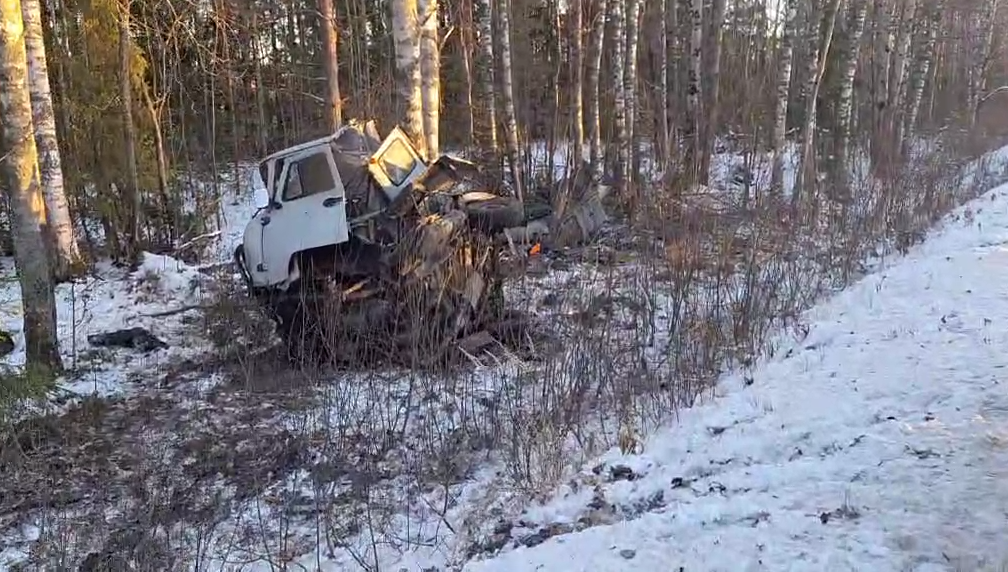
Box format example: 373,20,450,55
701,0,727,181
587,0,607,176
794,0,842,202
833,0,869,183
900,1,939,154
686,0,703,180
21,0,80,280
391,0,425,155
496,0,523,202
0,0,62,372
624,0,641,182
770,0,798,195
419,0,440,158
318,0,342,132
570,0,584,162
969,0,1000,125
475,0,497,151
609,0,627,192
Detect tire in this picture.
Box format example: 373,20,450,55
461,196,525,234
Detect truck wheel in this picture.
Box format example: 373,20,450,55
462,196,525,233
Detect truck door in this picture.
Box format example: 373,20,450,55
260,146,349,286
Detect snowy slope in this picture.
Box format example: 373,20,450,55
464,185,1008,571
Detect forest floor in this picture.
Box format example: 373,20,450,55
1,142,1007,571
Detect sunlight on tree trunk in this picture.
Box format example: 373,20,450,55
419,0,440,158
391,0,425,156
0,0,62,372
496,0,523,203
21,0,80,281
119,0,141,258
318,0,343,133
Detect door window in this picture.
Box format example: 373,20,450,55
282,151,337,201
378,138,419,186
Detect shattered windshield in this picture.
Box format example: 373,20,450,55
379,138,419,187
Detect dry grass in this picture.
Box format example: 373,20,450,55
1,128,1007,571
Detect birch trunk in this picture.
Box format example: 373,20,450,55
609,0,627,193
834,0,868,179
701,0,727,182
969,0,1000,125
496,0,523,202
0,0,62,371
571,0,585,162
475,0,497,151
119,0,141,255
900,4,939,154
587,0,607,176
21,0,80,280
318,0,342,132
770,0,798,196
794,0,841,203
886,0,916,156
419,0,440,158
658,0,669,161
624,0,641,184
686,0,703,179
391,0,425,156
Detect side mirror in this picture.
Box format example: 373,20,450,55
253,185,270,209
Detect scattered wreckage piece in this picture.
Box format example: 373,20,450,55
233,120,520,366
87,327,169,352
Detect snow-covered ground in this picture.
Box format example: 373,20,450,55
463,183,1008,572
2,139,1008,571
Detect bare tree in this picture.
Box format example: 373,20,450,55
419,0,441,157
0,0,62,372
21,0,80,280
318,0,343,132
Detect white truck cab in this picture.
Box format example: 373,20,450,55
238,125,427,291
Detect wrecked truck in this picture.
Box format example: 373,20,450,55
233,120,525,364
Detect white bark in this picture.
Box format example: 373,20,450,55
496,0,523,202
475,0,497,151
835,0,869,173
686,0,703,175
770,0,798,195
587,0,607,175
900,4,939,153
970,0,1000,125
21,0,80,279
658,0,669,159
610,0,627,190
0,0,62,370
795,0,841,202
419,0,440,158
571,0,584,162
624,0,641,182
391,0,425,155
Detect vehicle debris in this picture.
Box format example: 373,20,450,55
233,120,524,366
